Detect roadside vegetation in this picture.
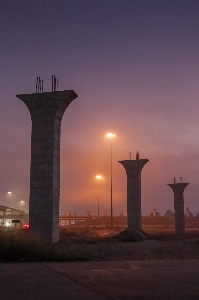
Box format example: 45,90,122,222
0,230,91,262
1,226,199,262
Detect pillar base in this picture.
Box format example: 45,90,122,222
116,228,149,242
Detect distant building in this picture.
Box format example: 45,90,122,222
0,205,29,228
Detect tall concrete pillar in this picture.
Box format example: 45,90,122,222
16,90,78,243
168,182,189,235
118,159,149,230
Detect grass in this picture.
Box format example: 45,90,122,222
1,227,198,262
0,230,91,262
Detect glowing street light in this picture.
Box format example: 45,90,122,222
95,175,103,217
106,133,115,139
106,132,116,226
6,192,12,208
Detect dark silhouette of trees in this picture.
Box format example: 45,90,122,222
164,209,174,217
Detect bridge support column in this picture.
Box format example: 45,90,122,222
16,90,78,243
118,158,148,230
168,182,189,235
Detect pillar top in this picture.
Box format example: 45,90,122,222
168,183,189,192
16,90,78,103
119,159,149,167
118,159,149,174
16,90,78,118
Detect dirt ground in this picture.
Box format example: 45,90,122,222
57,226,199,261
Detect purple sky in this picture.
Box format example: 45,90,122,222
1,0,199,216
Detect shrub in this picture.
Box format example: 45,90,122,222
0,231,90,262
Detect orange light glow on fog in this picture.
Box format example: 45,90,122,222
106,132,115,138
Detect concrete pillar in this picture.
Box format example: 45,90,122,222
168,182,189,235
16,90,78,243
118,159,149,230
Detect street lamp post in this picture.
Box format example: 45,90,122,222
96,175,102,217
106,132,115,227
19,200,26,210
7,192,12,208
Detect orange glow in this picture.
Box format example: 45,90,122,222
96,175,102,180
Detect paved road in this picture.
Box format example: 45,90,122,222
1,260,199,300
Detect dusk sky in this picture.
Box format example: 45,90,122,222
1,0,199,216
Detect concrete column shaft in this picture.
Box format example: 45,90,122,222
168,183,189,236
174,193,185,235
127,171,142,229
29,117,61,238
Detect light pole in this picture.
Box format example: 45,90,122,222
95,175,102,217
7,192,12,208
106,132,115,227
19,200,26,210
